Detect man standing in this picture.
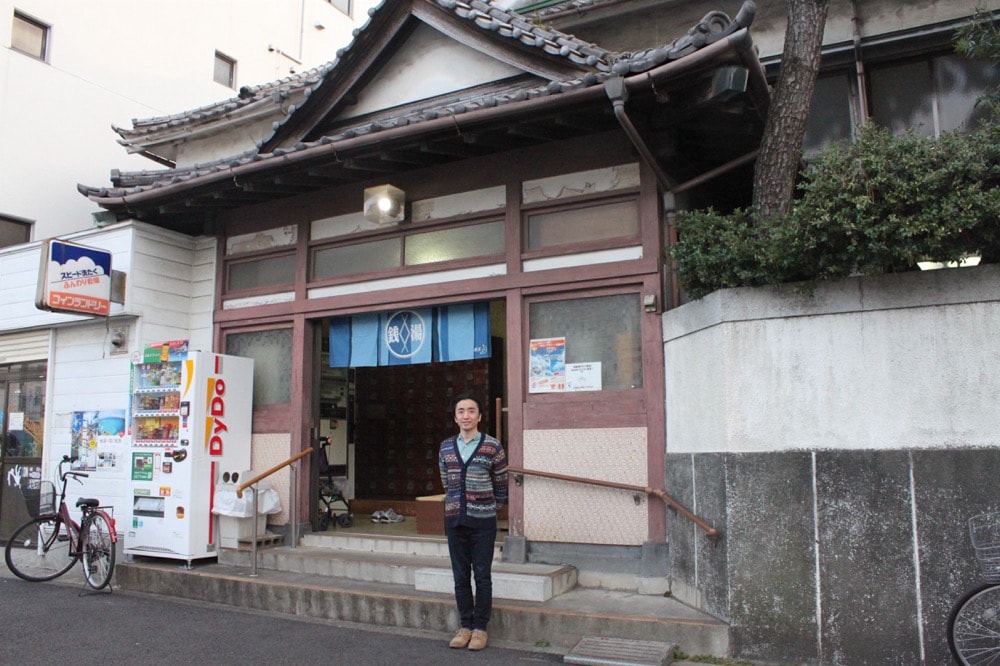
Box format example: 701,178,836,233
438,393,508,651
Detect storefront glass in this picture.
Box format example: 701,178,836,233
529,293,643,391
0,361,46,540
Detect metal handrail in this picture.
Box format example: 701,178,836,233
507,465,719,538
235,447,313,498
235,447,313,576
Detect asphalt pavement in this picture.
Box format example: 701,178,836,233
0,569,563,666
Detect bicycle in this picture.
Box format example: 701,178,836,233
4,455,117,591
948,511,1000,664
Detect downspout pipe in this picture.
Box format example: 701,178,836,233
604,75,678,192
851,0,870,127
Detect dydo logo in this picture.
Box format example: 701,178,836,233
204,355,229,456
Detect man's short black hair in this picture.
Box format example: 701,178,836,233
451,393,483,414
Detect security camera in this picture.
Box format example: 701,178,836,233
110,331,126,348
267,44,275,52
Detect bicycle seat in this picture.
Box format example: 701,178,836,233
76,498,100,508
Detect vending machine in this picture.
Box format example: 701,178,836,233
126,341,253,564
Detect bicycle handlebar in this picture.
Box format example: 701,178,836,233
59,455,88,482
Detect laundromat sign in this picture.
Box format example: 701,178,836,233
35,240,113,316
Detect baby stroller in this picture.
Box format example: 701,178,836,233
317,437,353,530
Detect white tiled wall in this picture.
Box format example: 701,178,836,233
522,427,648,545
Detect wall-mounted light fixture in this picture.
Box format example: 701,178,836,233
363,184,406,225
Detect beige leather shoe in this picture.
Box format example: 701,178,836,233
468,630,488,651
449,628,472,649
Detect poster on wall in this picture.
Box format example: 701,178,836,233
528,337,567,393
567,362,602,392
71,410,126,472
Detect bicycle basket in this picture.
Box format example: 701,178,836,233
969,511,1000,583
36,481,56,516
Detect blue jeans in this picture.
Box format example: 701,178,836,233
446,522,497,631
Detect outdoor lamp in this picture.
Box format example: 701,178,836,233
363,184,406,225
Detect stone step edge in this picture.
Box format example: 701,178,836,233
415,564,578,602
113,562,727,653
301,532,502,558
221,546,577,601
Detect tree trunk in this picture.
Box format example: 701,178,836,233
752,0,830,221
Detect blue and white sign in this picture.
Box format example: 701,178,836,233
383,309,432,365
328,303,491,368
35,240,113,316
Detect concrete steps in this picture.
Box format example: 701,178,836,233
114,559,729,655
221,531,575,603
113,529,730,656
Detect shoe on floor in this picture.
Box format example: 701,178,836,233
370,511,385,523
449,628,472,649
468,630,488,651
381,508,404,523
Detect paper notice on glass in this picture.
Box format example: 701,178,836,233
9,412,25,430
566,362,602,391
528,337,566,393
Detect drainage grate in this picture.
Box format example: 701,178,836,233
563,636,675,666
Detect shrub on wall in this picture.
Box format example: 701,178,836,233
672,120,1000,300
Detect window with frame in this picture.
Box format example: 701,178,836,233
525,198,640,252
870,53,995,138
226,253,296,292
528,293,643,392
0,215,32,249
213,51,236,88
12,11,48,60
803,73,855,154
311,220,504,281
1,361,47,459
225,329,293,406
803,51,995,152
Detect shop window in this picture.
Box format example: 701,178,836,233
225,329,292,405
12,11,48,60
525,199,639,251
226,253,296,292
405,221,504,265
528,293,642,392
0,362,47,459
871,54,994,137
214,51,236,88
0,215,32,249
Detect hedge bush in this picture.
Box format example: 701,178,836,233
672,120,1000,299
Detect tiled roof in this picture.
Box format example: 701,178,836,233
113,68,332,144
82,0,761,207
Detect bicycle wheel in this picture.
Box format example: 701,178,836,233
81,512,116,590
4,516,77,582
948,582,1000,664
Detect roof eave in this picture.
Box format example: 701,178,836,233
84,30,767,218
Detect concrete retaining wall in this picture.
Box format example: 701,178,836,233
663,265,1000,664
